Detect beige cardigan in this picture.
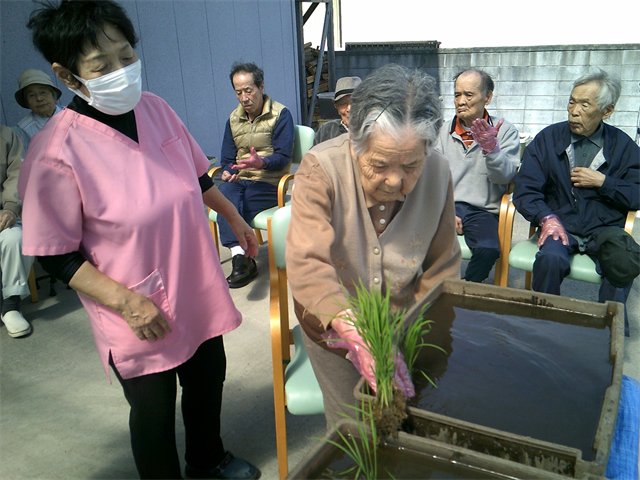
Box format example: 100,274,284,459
286,134,461,346
1,126,24,216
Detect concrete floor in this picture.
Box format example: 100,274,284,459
1,210,639,480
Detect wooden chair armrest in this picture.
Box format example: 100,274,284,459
208,166,222,180
278,174,294,208
624,210,637,234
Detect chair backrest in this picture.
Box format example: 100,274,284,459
292,125,315,164
519,133,532,160
270,205,291,269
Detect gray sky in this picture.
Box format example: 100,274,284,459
305,0,640,49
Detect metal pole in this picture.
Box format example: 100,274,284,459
307,6,330,126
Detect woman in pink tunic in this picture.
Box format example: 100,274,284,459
18,1,260,479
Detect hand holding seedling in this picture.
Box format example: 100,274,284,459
328,312,378,392
393,351,415,398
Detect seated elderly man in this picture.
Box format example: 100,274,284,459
313,76,361,145
14,69,63,150
513,69,640,336
1,125,34,338
435,69,520,283
218,62,294,288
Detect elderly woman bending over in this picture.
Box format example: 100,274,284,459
286,64,461,426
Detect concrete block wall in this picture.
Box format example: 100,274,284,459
436,44,640,141
337,44,640,143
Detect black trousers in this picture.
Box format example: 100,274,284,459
110,336,227,479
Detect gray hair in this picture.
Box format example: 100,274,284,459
349,64,443,158
454,68,494,97
573,69,621,111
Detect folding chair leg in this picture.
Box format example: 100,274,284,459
274,393,289,480
28,266,38,303
494,258,503,286
255,229,264,245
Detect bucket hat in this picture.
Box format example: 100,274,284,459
596,228,640,287
15,69,62,109
334,76,362,102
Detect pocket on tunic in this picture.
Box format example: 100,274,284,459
105,269,180,362
161,136,199,195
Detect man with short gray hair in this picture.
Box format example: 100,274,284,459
435,68,520,283
513,69,640,335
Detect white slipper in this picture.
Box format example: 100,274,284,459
1,311,32,338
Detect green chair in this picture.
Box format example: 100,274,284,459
267,205,324,480
208,125,315,255
504,210,637,289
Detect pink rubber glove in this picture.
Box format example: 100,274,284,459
231,146,264,170
324,312,376,391
323,311,415,398
470,118,504,154
393,351,415,398
538,214,569,248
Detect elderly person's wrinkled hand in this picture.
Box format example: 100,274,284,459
121,290,172,341
228,216,259,258
470,118,504,154
538,214,569,248
571,167,605,189
455,215,464,235
220,170,239,183
0,210,17,233
324,310,415,398
231,146,264,171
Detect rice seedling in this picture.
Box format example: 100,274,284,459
327,279,445,437
400,303,447,387
320,399,380,480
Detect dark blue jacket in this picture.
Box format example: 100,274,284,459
514,121,639,238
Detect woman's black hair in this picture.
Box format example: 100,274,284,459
27,0,138,74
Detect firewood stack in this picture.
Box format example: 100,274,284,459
304,42,329,126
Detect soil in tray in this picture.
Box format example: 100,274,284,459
410,293,613,462
312,436,512,479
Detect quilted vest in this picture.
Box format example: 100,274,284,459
229,95,291,185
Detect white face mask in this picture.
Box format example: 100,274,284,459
70,59,142,115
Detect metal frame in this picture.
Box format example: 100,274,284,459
295,0,337,126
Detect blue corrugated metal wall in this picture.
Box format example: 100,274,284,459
0,0,300,159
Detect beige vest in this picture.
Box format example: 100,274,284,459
315,136,452,313
229,95,291,185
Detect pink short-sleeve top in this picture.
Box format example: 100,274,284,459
18,92,241,380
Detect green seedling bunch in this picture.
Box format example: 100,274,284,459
342,279,405,410
340,280,443,404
